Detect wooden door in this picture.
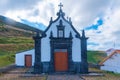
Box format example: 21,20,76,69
25,55,32,67
54,52,68,71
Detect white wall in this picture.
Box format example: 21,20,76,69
41,17,81,62
101,65,120,73
101,53,120,73
15,49,35,66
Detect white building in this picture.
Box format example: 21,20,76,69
99,49,120,73
16,49,35,67
15,3,88,74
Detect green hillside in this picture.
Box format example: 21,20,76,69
0,22,35,37
0,37,34,67
0,19,107,67
87,51,106,64
0,15,42,32
0,20,35,67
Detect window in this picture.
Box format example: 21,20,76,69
58,30,63,37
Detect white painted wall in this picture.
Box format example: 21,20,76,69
41,17,81,62
15,49,35,66
101,53,120,73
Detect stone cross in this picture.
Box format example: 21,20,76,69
58,3,63,9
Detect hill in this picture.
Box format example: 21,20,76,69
0,24,33,37
0,15,106,68
0,15,38,67
0,15,43,37
87,50,106,64
0,37,34,67
0,15,42,33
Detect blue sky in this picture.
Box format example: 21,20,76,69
85,19,103,30
0,0,120,50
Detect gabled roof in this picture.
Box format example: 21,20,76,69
16,49,34,54
42,3,81,38
106,48,114,53
99,50,120,65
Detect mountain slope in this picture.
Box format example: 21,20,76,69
0,15,43,37
20,19,46,31
0,15,42,33
0,22,33,37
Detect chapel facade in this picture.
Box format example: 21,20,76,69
33,3,88,74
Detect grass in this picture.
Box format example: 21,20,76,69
0,44,34,67
87,50,106,64
0,39,107,68
0,37,34,44
1,36,120,80
0,54,15,67
83,68,120,80
0,37,34,68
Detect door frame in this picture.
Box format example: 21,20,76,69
49,38,73,72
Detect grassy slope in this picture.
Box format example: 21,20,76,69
87,51,120,79
0,22,35,67
87,50,106,64
0,37,106,67
0,37,34,67
0,40,106,67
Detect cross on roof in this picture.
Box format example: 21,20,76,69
58,3,63,9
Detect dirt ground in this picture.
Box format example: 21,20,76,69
0,68,120,80
0,68,46,80
0,68,84,80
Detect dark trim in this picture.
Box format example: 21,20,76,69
80,30,88,73
42,62,50,73
49,37,73,73
44,16,60,33
57,20,65,38
42,8,80,39
33,34,42,74
16,66,34,68
61,16,81,38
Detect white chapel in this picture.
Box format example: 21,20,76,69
16,3,88,74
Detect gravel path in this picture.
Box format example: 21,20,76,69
0,68,46,80
47,75,84,80
0,68,85,80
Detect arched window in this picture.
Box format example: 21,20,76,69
57,20,65,38
58,30,63,37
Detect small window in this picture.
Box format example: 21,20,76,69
58,30,63,37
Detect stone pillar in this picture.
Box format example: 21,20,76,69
80,30,88,73
33,32,42,74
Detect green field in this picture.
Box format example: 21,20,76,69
87,50,106,64
0,37,34,44
0,37,34,67
1,37,120,80
0,37,106,67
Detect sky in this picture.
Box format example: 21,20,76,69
0,0,120,51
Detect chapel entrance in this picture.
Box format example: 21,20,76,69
25,55,32,67
54,49,68,72
50,37,72,72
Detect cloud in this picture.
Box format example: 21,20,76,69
86,2,120,50
4,0,60,25
0,0,40,13
1,0,120,50
61,0,112,30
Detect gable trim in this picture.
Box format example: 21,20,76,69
42,13,80,38
99,50,120,65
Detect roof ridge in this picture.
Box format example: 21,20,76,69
99,50,116,65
